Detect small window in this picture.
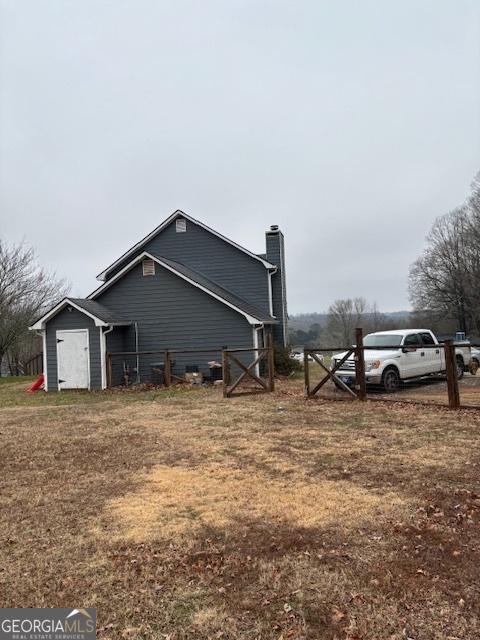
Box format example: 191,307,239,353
404,333,421,347
420,332,435,346
176,218,187,233
142,259,155,276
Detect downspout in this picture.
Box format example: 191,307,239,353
134,322,140,383
253,324,264,377
268,267,277,317
102,325,114,389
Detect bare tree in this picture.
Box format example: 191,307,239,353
0,239,69,374
326,297,368,346
409,185,480,335
464,173,480,330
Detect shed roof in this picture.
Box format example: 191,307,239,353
67,299,130,325
29,297,131,330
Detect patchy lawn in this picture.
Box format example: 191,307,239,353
1,377,480,639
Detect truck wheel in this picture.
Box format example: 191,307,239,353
382,367,400,393
456,356,464,380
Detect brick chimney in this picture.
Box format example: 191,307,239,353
265,225,287,346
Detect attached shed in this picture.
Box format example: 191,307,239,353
30,299,131,391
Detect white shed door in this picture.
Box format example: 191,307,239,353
56,330,90,389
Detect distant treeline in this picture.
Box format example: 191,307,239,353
288,300,474,348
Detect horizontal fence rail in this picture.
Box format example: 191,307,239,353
106,348,227,388
24,353,43,376
223,334,275,398
106,338,275,398
304,328,480,410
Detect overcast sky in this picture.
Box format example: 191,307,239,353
1,1,479,314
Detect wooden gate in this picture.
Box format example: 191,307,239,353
304,329,366,400
223,335,275,398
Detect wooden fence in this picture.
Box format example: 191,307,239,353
223,334,275,398
304,327,476,410
106,348,224,388
24,353,43,376
106,337,275,398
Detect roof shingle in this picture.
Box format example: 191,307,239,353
67,299,130,325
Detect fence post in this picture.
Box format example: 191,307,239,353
164,350,171,387
354,327,367,401
267,333,275,392
444,340,460,409
304,348,310,396
222,349,229,397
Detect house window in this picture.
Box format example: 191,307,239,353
142,259,155,276
176,218,187,233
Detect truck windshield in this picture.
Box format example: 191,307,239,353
363,334,403,347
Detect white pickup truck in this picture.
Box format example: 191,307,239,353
331,329,472,392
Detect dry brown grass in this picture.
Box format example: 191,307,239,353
107,464,404,541
1,377,480,639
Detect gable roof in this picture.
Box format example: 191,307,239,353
89,251,277,325
29,298,131,330
96,210,276,281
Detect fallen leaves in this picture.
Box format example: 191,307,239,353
331,607,346,624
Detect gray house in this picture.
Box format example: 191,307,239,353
30,211,287,391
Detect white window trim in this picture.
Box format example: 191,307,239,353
56,329,91,391
96,210,275,280
89,251,268,326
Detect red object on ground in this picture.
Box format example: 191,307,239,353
27,374,44,392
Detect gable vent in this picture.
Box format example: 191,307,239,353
142,259,155,276
176,218,187,233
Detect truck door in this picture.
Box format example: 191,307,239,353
401,333,423,378
419,331,442,375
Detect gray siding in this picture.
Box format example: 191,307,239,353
266,230,287,345
97,260,254,379
107,218,271,314
45,308,102,391
105,326,131,387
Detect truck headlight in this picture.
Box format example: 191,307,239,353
365,359,381,372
